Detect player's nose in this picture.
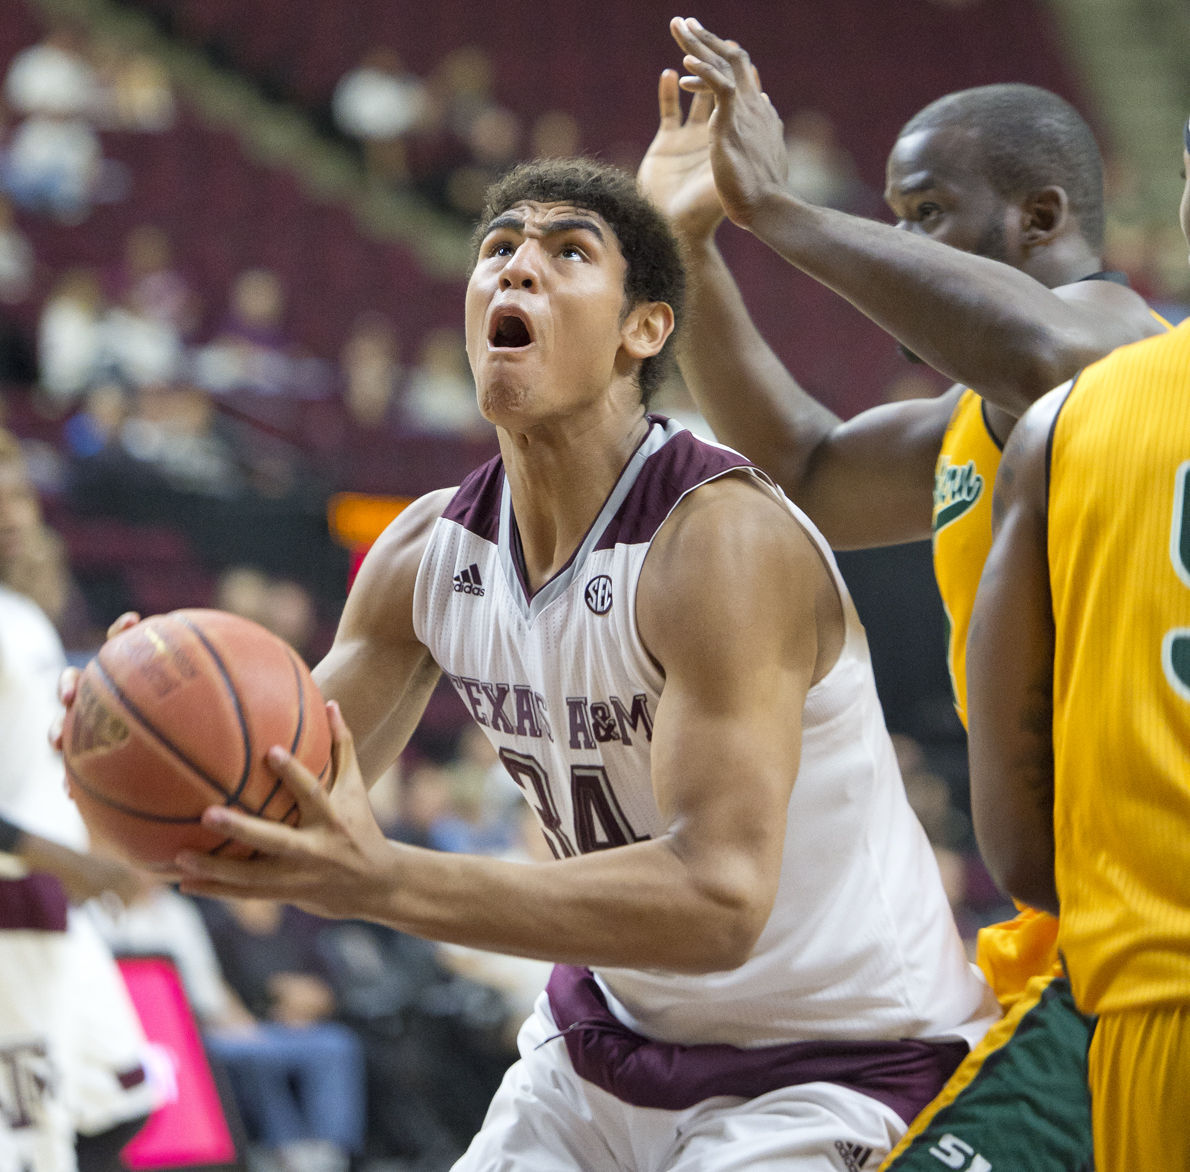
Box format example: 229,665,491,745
499,241,541,290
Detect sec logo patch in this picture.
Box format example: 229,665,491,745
584,575,613,614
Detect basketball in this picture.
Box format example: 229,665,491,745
61,608,333,868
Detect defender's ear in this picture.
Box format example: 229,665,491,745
1020,185,1069,246
621,301,675,360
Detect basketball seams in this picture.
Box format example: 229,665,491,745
65,759,214,824
90,657,241,805
175,614,255,802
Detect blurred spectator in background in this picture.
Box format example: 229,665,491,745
409,44,499,211
338,309,405,432
108,223,201,343
36,267,108,412
198,897,367,1172
91,37,175,132
4,22,100,121
195,267,294,395
0,193,33,306
441,103,521,222
1,24,115,221
783,107,863,211
103,292,185,391
422,44,496,144
61,380,127,460
1,104,104,221
331,46,427,187
400,324,485,438
0,193,36,384
528,107,582,160
119,381,241,497
214,564,320,662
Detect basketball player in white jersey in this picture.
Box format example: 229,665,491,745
0,431,159,1171
114,158,997,1170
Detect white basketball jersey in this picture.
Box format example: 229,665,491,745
413,417,995,1048
0,586,87,849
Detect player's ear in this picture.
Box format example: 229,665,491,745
621,300,674,360
1020,185,1068,246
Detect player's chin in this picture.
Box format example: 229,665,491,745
477,380,532,427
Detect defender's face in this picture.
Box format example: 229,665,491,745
885,123,1016,264
465,201,633,429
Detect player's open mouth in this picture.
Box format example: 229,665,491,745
489,311,533,348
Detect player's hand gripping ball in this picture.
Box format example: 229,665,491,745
61,609,332,868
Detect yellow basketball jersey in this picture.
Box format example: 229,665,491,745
1048,318,1190,1014
932,389,1000,729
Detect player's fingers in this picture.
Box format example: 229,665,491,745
680,18,758,90
671,18,728,73
107,611,141,640
56,665,80,705
266,741,334,816
197,802,305,857
688,89,715,125
657,68,681,124
324,700,358,798
174,838,289,889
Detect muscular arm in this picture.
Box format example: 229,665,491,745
678,230,957,547
641,68,953,548
966,390,1064,915
179,477,826,974
670,19,1163,416
737,197,1159,417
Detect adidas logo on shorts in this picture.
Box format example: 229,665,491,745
453,563,485,596
834,1140,873,1171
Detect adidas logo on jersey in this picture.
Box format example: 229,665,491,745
453,563,485,596
834,1141,873,1171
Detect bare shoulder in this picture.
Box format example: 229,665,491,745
1053,276,1165,339
638,472,831,667
649,471,819,574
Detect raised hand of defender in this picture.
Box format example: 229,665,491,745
638,68,724,242
669,17,789,231
175,701,396,921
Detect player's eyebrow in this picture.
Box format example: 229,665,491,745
483,213,605,242
889,174,938,199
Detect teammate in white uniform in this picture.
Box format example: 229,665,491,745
0,433,158,1172
143,158,994,1170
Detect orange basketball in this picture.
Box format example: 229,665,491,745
61,608,332,868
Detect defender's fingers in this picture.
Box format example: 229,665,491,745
679,54,732,97
671,18,729,74
678,18,758,89
657,68,682,124
688,89,715,125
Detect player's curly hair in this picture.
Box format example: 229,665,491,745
901,83,1106,251
472,158,686,406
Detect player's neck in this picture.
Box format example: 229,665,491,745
1023,235,1104,290
498,408,650,592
